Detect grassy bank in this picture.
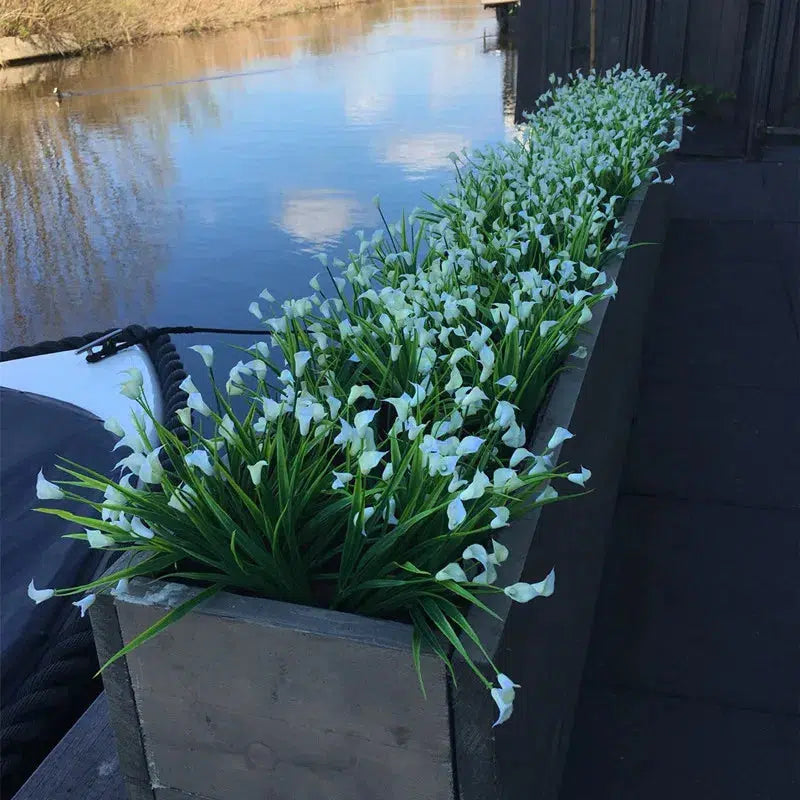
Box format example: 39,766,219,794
0,0,368,49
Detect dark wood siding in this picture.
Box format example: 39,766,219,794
516,0,800,136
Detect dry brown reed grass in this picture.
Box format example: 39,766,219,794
0,0,367,47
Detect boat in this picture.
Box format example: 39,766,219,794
0,326,188,798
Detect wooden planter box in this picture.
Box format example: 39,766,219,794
90,173,674,800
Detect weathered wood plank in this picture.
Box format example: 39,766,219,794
746,0,786,153
767,0,800,124
646,0,691,78
114,585,453,800
12,695,124,800
598,0,633,68
89,593,155,800
715,0,750,92
626,0,648,66
684,0,720,87
572,0,592,72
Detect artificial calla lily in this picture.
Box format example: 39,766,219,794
86,529,114,548
503,569,555,602
501,423,526,448
456,436,484,456
247,461,268,487
490,673,520,727
462,543,497,584
185,450,214,476
353,506,375,536
435,563,469,583
331,471,354,489
73,594,96,617
36,469,64,500
358,450,386,475
547,426,574,450
385,394,412,423
445,367,463,393
459,470,491,501
347,385,376,405
536,486,559,503
119,368,143,399
447,497,467,530
496,375,518,391
110,578,129,597
294,351,312,378
490,507,510,529
489,538,509,564
567,466,592,486
189,345,214,367
103,417,125,437
179,376,198,395
138,449,164,484
131,517,155,539
509,448,535,468
28,580,54,604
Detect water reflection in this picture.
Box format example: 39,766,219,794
279,189,365,248
1,0,518,353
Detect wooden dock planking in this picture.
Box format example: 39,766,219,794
12,694,125,800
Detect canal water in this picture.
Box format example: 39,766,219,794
1,0,517,375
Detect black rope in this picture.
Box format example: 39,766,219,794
0,620,99,798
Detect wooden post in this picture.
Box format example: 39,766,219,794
590,0,598,70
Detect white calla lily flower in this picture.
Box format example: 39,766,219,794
119,368,143,399
358,450,386,475
294,351,312,378
190,345,214,367
331,471,354,489
86,529,114,548
490,506,510,529
462,543,497,584
28,580,55,604
490,673,520,727
456,436,484,456
567,466,592,486
547,426,574,450
131,516,155,539
347,385,376,405
459,470,491,501
73,594,96,617
103,417,125,437
185,450,214,476
435,563,469,583
447,497,467,530
247,461,268,487
36,469,64,500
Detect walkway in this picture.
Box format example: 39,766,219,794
559,148,800,798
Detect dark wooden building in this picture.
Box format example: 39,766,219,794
515,0,800,154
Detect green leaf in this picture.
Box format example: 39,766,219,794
95,584,221,676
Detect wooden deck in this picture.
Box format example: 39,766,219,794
560,145,800,798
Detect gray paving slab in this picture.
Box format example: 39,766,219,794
643,255,800,388
581,495,800,714
622,381,800,509
560,688,800,800
671,160,800,222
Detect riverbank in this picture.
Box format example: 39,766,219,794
0,0,370,65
